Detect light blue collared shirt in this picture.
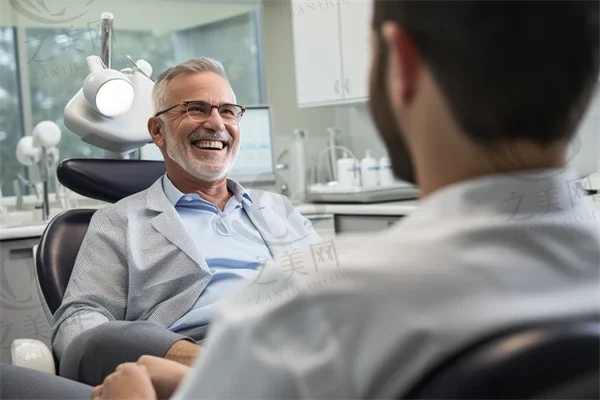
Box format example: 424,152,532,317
163,175,273,332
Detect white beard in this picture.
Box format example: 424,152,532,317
164,129,238,182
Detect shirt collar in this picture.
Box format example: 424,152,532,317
412,168,586,219
162,174,252,207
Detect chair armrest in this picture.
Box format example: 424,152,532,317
11,339,56,375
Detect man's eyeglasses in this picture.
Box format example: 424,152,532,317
154,101,246,124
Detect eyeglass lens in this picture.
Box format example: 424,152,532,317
186,101,243,123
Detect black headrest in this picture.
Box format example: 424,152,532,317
57,158,166,203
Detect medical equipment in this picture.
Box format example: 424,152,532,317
289,129,307,200
63,12,154,159
305,145,420,203
327,127,340,181
15,121,62,220
228,105,277,184
378,156,395,186
360,150,378,187
336,152,359,188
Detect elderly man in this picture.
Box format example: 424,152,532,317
1,1,599,399
50,57,320,385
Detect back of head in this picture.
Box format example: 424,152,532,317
372,0,599,146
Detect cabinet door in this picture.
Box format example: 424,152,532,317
291,0,344,105
0,238,51,363
339,0,373,100
335,215,402,234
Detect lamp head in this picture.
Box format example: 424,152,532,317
33,120,61,148
83,56,134,117
16,136,42,166
134,59,153,77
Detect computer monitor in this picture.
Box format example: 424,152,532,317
139,105,276,185
229,105,276,184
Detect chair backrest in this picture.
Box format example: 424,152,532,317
404,316,600,399
36,209,96,314
36,158,167,313
57,158,166,203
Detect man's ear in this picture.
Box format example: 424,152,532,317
148,117,166,150
381,22,421,107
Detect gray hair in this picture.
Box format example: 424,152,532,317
152,57,229,114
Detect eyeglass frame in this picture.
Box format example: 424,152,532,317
153,100,246,123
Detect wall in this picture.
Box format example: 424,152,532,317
334,103,387,161
0,0,260,31
260,0,335,193
569,85,600,177
335,86,600,180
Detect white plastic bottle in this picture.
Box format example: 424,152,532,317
289,129,307,200
337,151,357,188
360,150,379,187
379,156,395,186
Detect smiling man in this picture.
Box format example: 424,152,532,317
49,57,320,386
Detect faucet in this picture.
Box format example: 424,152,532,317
279,183,289,197
275,149,290,196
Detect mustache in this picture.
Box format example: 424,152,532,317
188,130,233,145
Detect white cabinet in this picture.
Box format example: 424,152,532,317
335,215,402,234
0,237,51,364
304,213,336,239
339,0,372,100
291,2,344,105
291,0,373,108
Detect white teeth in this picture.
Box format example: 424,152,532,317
195,140,224,150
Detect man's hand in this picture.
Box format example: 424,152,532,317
164,339,203,367
137,355,191,400
92,363,156,400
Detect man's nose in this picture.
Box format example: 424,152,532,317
203,107,226,131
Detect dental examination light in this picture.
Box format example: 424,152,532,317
63,12,154,159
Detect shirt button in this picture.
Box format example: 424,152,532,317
184,197,192,201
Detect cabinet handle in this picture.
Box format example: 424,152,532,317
345,79,351,93
9,247,34,260
334,80,340,94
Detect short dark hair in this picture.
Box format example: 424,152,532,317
373,0,599,145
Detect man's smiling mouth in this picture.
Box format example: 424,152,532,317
192,140,226,150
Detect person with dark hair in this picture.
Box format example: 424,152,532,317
2,1,599,399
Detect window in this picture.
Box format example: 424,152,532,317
0,27,24,197
1,6,265,197
174,11,265,105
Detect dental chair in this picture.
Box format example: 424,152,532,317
403,315,600,399
10,158,166,375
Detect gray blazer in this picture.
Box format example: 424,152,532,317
51,178,321,359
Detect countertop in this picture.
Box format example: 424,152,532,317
0,200,420,241
0,222,51,241
294,200,419,217
3,194,599,241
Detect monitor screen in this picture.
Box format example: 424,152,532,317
139,105,275,185
229,105,275,184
